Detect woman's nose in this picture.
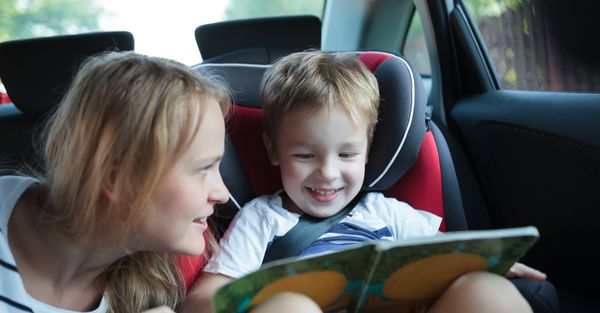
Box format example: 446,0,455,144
210,173,230,204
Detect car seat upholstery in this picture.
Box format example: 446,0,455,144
0,31,134,172
191,51,559,313
195,15,321,64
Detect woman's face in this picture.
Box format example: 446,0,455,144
139,98,229,255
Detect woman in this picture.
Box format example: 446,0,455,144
1,51,319,313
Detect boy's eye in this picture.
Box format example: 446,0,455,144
293,153,314,159
339,152,357,158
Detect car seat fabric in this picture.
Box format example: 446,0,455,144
0,31,134,171
195,15,321,64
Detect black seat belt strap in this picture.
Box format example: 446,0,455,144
262,193,363,264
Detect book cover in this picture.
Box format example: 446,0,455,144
212,226,539,313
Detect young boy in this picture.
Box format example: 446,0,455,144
189,51,545,313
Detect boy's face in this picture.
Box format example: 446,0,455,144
265,105,369,218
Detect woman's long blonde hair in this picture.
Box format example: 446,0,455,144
41,51,229,312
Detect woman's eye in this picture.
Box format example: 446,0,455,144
199,162,219,173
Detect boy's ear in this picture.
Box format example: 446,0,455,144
263,133,279,166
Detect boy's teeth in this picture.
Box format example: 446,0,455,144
310,188,338,195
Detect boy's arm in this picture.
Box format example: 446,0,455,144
180,272,233,313
181,273,323,313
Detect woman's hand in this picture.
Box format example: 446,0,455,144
506,262,547,281
142,306,175,313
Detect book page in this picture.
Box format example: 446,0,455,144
355,226,539,312
213,243,378,313
213,226,539,313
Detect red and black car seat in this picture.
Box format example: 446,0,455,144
198,51,463,232
189,50,559,312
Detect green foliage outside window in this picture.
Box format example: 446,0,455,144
0,0,103,42
463,0,600,91
225,0,324,20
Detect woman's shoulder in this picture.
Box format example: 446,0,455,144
0,175,38,189
0,175,39,230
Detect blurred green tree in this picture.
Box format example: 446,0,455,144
225,0,324,20
0,0,103,42
464,0,526,18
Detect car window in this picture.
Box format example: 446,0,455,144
461,0,600,92
402,12,431,77
0,0,324,65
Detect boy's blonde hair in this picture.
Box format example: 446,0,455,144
261,50,379,145
41,51,230,312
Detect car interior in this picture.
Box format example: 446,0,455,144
1,1,599,312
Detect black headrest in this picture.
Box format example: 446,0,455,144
196,51,427,202
0,31,134,117
195,15,321,64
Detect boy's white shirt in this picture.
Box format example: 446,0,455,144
204,191,442,279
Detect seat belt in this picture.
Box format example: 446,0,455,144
262,193,363,264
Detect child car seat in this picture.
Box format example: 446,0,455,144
191,51,559,312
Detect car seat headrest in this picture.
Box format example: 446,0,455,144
196,51,426,204
0,31,134,117
195,15,321,64
359,52,427,191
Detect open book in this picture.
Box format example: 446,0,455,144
213,226,539,313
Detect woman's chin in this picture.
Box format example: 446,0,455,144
170,233,206,256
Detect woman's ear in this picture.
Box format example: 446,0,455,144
101,169,118,202
263,133,279,166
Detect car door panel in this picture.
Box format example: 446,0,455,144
452,90,600,302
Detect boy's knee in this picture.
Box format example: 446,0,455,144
453,271,513,291
250,292,322,313
431,272,532,313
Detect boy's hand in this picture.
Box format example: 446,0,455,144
506,262,547,281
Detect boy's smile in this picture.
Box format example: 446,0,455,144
266,105,369,218
306,187,344,202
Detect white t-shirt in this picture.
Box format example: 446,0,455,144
0,175,108,313
204,191,442,278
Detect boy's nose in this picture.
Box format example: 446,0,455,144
316,158,339,180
